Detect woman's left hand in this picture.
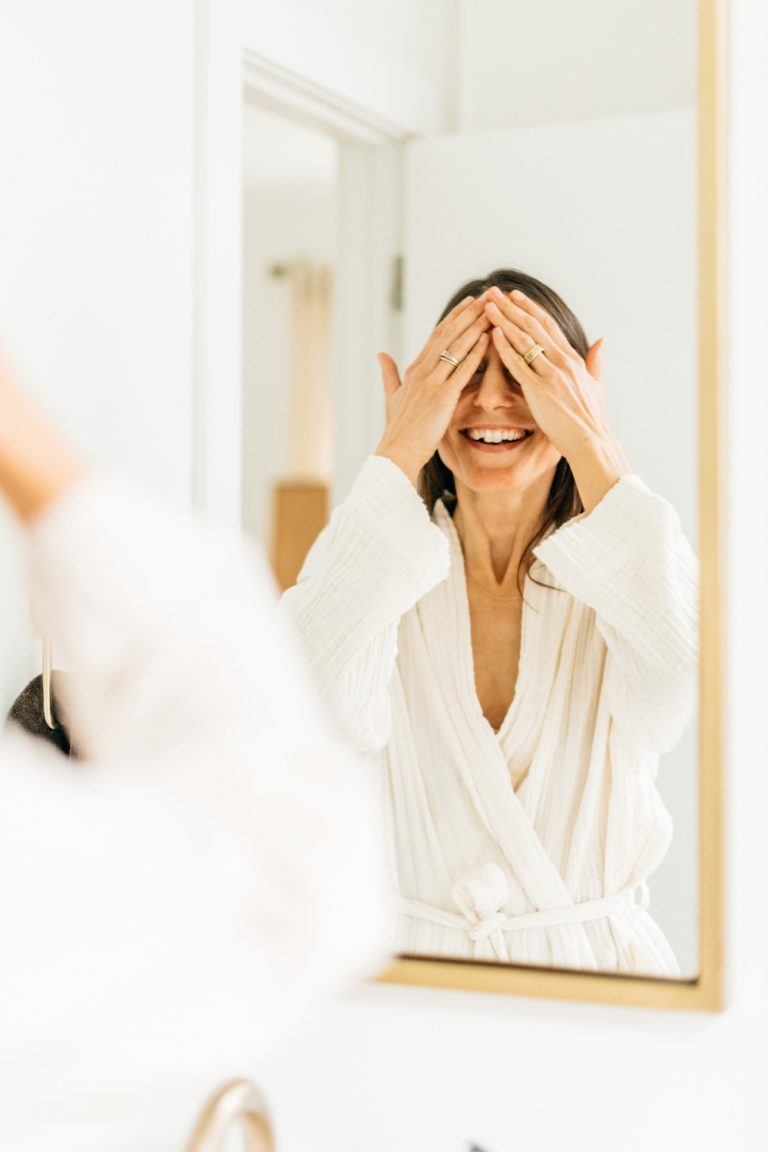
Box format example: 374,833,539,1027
484,287,631,512
484,286,612,461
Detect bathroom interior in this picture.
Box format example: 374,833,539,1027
0,0,765,1149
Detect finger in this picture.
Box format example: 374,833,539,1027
485,299,555,371
423,294,476,350
490,325,539,390
414,292,489,371
485,296,563,366
584,338,605,382
376,352,401,398
505,288,572,353
486,288,568,365
444,330,490,394
432,315,492,383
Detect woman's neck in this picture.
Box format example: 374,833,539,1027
452,474,552,589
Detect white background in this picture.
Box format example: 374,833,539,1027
0,1,764,1150
0,0,196,708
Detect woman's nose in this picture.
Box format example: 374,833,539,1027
472,364,521,406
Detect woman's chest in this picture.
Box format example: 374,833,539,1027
407,563,603,748
466,589,524,732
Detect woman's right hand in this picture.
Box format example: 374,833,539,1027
375,294,491,486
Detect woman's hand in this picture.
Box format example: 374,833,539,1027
484,286,613,457
0,355,84,523
375,294,491,486
484,286,631,512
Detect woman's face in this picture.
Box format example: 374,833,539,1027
438,337,562,494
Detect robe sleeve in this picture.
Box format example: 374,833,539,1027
280,455,450,752
0,475,387,1149
532,474,698,753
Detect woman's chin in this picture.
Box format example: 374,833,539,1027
444,451,561,495
449,447,528,482
459,468,525,492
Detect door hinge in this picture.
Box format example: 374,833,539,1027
390,254,404,312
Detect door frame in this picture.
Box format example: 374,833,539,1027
193,13,408,522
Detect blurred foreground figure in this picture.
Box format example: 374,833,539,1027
0,365,386,1151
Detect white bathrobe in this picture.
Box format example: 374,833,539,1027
0,477,385,1152
281,456,698,977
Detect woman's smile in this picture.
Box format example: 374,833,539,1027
460,424,534,453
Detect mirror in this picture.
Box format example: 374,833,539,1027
242,0,724,1002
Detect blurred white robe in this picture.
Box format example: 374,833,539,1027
0,477,386,1152
281,456,698,977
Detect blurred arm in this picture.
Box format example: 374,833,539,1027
0,383,388,1147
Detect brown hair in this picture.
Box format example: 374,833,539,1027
419,267,588,595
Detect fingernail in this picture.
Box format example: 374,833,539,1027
511,289,526,300
491,286,504,299
487,301,501,317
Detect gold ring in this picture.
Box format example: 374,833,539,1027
523,344,546,366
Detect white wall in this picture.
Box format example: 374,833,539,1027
0,0,197,712
457,0,696,131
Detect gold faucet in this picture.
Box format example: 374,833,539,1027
184,1078,274,1152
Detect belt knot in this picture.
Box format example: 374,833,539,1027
451,863,510,942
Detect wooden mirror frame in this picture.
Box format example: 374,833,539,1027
378,0,727,1013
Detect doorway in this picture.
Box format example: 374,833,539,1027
242,103,338,587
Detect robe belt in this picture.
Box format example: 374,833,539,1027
398,883,651,949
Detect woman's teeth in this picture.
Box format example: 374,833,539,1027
465,429,528,444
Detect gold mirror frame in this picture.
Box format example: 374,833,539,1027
378,0,727,1013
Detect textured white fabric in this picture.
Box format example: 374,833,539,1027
399,878,651,964
281,455,699,977
0,477,387,1152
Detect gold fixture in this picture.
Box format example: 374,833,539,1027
184,1079,274,1152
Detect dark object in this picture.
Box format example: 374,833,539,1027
7,673,78,758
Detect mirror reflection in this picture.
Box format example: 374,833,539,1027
243,0,699,979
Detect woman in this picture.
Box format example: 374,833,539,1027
281,268,698,977
0,360,385,1149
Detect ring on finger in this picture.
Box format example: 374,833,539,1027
439,349,462,368
523,343,546,366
